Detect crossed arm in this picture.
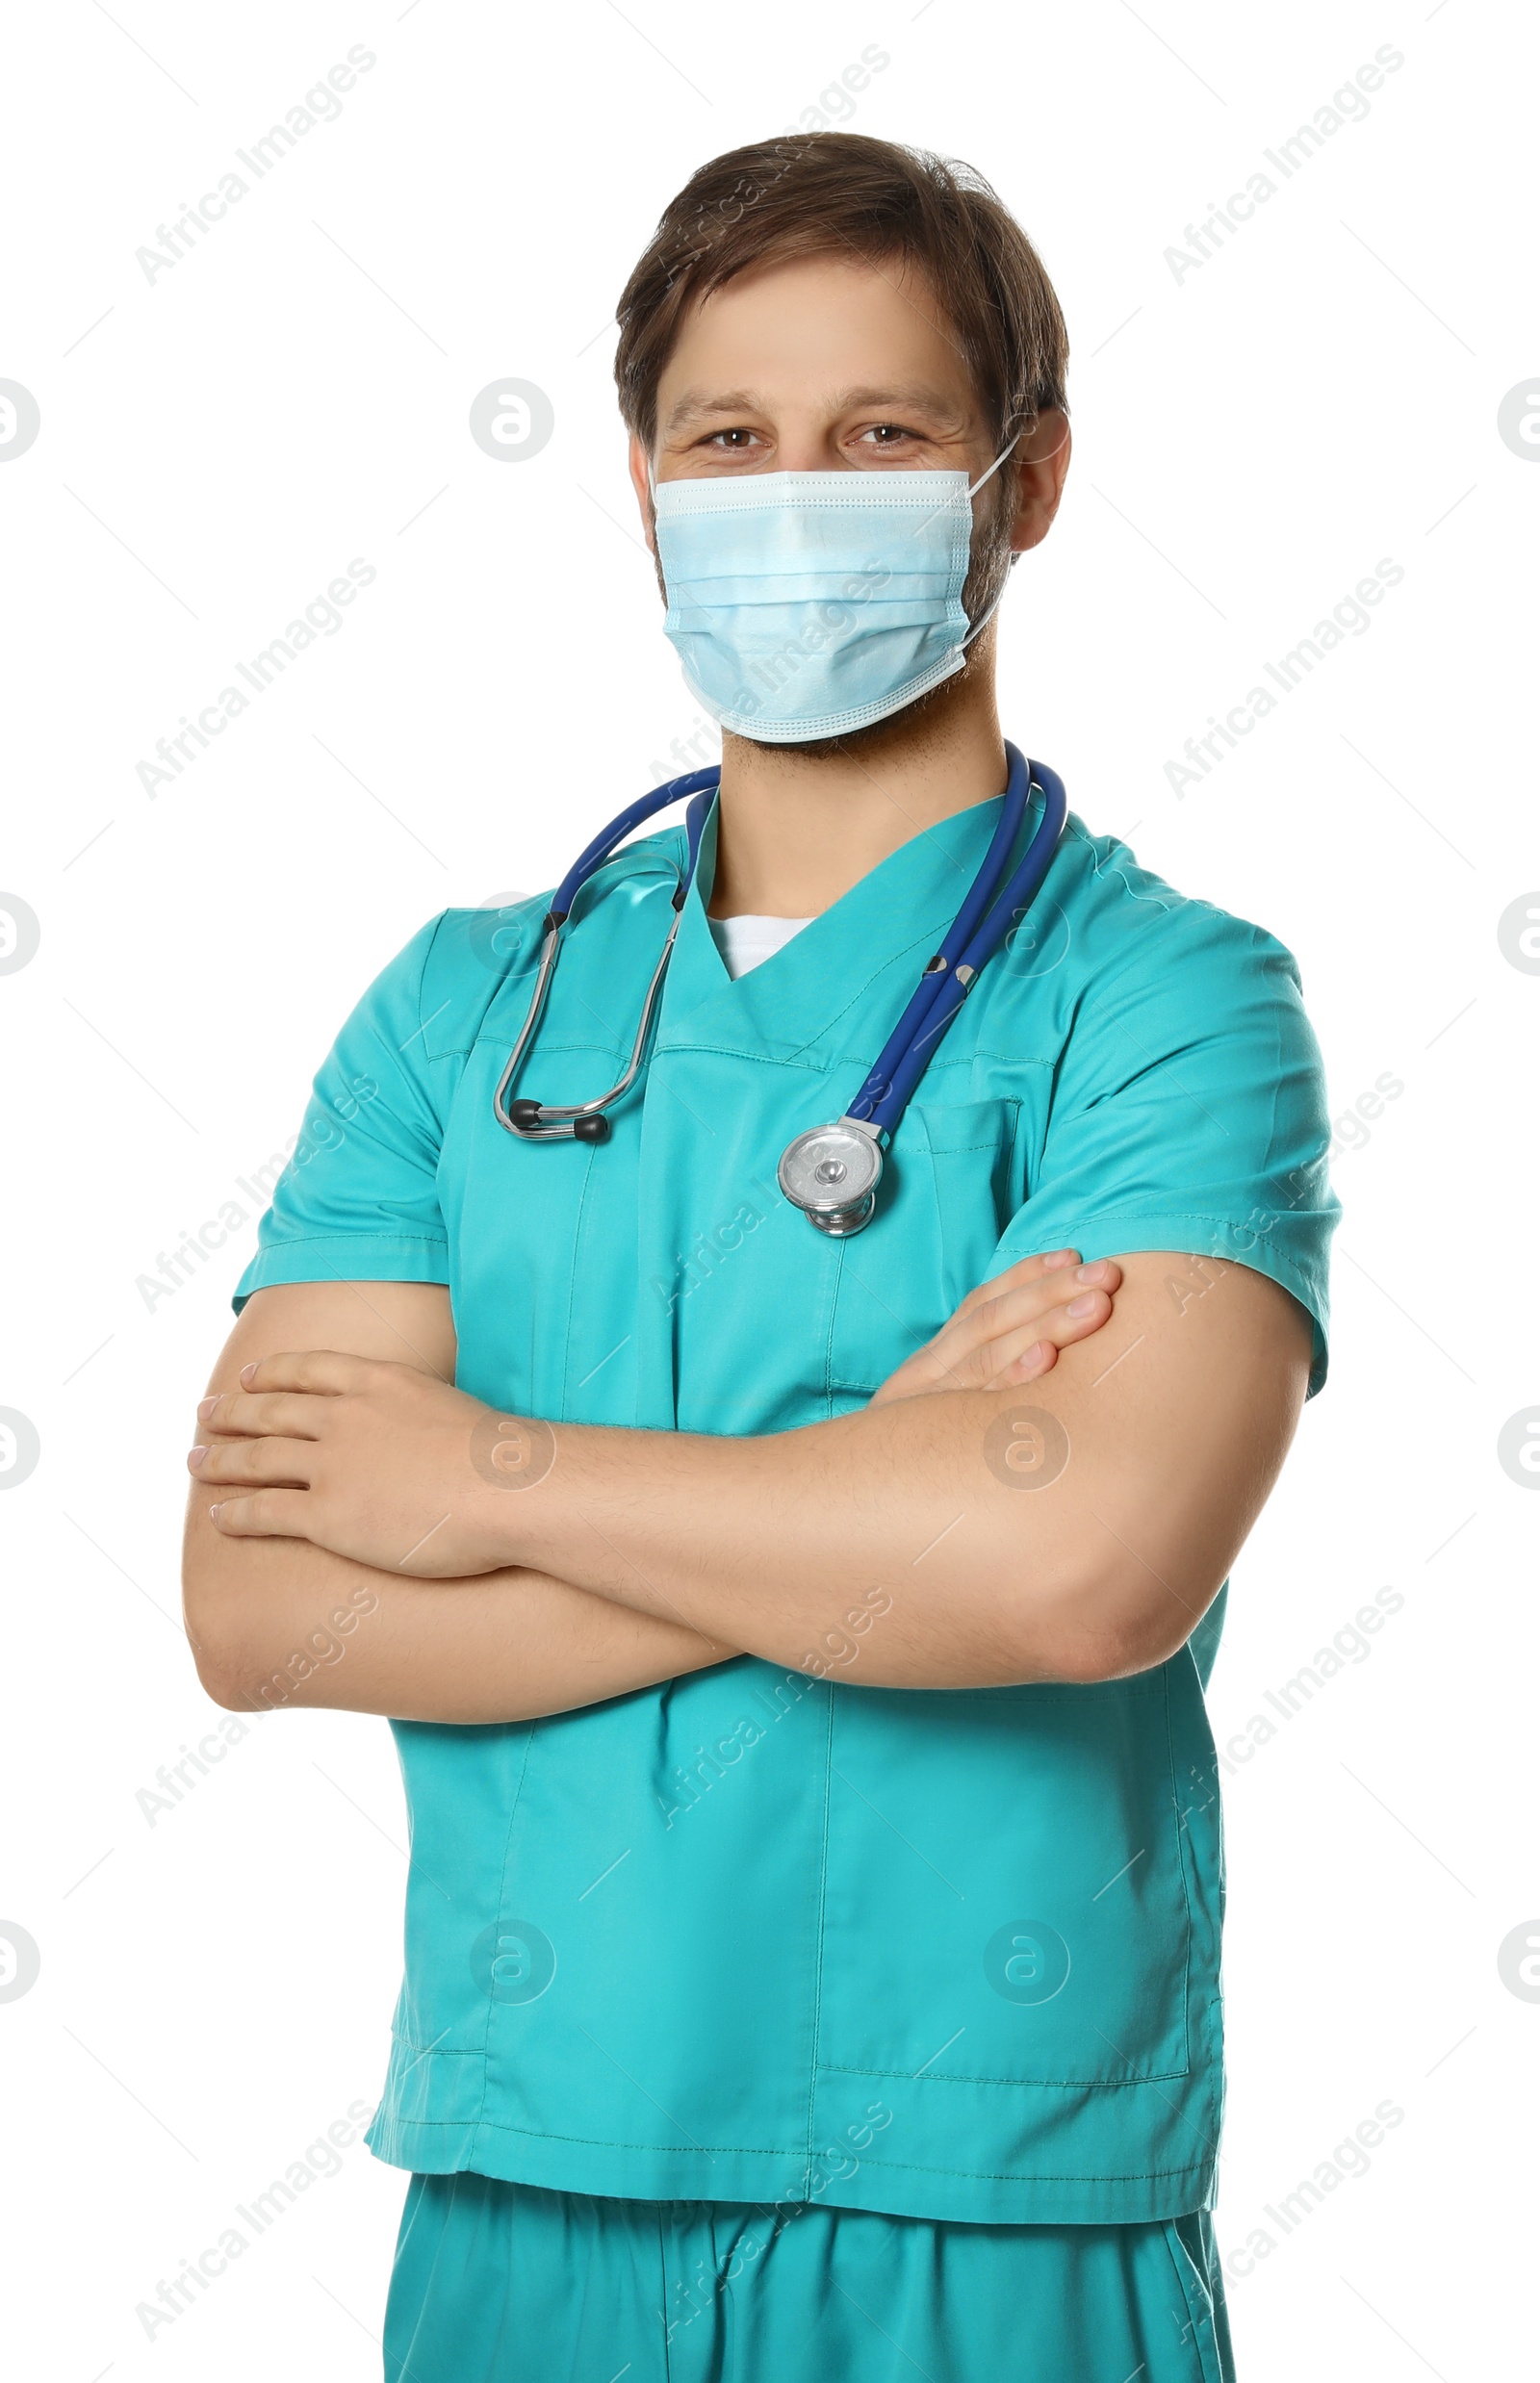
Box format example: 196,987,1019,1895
181,1245,1312,1722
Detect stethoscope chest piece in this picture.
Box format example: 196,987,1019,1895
777,1116,885,1238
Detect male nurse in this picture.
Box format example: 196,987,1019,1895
183,133,1339,2383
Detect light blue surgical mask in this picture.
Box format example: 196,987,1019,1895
652,446,1017,744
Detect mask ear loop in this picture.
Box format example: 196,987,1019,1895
959,425,1024,652
646,448,662,570
964,435,1020,503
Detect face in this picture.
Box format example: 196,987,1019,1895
629,251,1069,555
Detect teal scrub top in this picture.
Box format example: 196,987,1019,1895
234,785,1339,2226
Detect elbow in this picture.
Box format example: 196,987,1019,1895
1035,1621,1153,1686
181,1556,251,1713
191,1643,254,1712
1048,1628,1170,1687
1028,1561,1214,1686
187,1620,277,1715
183,1608,247,1712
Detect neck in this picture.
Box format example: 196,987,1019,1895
706,653,1008,918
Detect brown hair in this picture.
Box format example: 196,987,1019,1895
613,132,1069,463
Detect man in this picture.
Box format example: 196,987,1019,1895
183,134,1337,2382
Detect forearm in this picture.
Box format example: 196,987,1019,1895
491,1260,1310,1688
498,1391,1096,1687
202,1256,1311,1696
183,1520,732,1724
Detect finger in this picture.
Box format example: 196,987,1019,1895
237,1349,372,1396
195,1390,326,1440
936,1261,1121,1367
1004,1263,1119,1339
934,1332,1061,1392
1003,1339,1062,1381
952,1251,1115,1337
870,1323,1062,1406
208,1489,312,1538
950,1248,1080,1324
893,1314,1052,1397
922,1290,1110,1396
972,1301,1119,1383
994,1338,1059,1383
874,1259,1121,1403
869,1330,988,1403
189,1437,315,1487
1004,1285,1118,1364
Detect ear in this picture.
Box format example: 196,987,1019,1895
628,434,657,556
1008,412,1071,555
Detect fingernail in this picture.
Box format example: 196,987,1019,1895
196,1396,218,1422
208,1503,222,1522
188,1447,208,1468
239,1363,257,1386
1075,1261,1106,1284
1042,1249,1079,1270
1067,1292,1100,1317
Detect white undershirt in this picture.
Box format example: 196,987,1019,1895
707,912,814,981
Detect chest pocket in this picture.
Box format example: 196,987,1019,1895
826,1097,1024,1399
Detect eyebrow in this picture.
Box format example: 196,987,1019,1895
660,384,969,435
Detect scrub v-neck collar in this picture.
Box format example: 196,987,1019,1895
654,779,1041,1064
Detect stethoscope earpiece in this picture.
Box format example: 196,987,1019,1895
503,1094,611,1143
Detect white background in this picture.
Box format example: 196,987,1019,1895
1,2,1534,2375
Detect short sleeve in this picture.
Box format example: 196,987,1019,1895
994,904,1341,1396
232,915,454,1311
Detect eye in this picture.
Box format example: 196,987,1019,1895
703,426,763,451
859,423,922,447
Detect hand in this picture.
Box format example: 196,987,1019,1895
188,1352,528,1577
868,1248,1122,1408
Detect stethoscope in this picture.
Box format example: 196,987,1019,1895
493,741,1066,1236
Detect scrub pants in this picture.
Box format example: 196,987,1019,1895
382,2172,1236,2383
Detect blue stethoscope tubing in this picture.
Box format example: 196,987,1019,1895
846,743,1064,1136
492,742,1066,1224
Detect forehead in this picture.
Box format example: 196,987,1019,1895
656,252,979,420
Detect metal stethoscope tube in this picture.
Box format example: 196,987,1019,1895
492,770,717,1146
